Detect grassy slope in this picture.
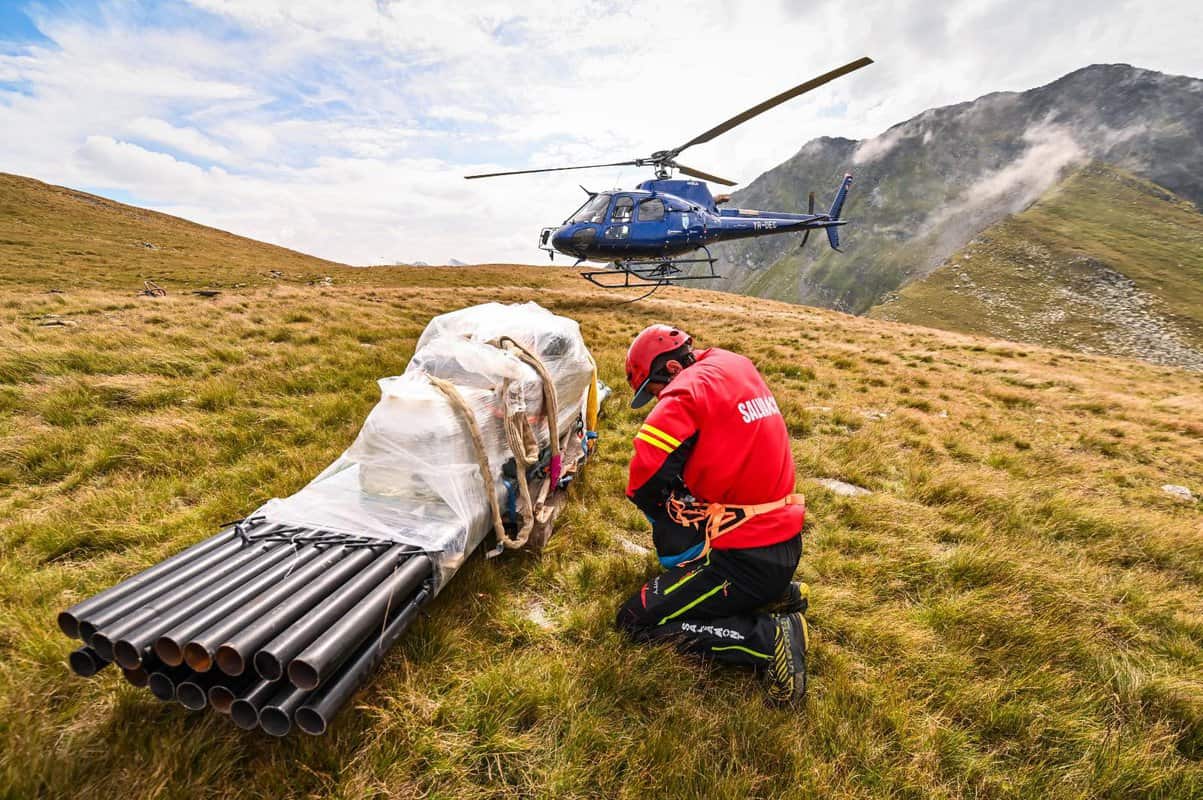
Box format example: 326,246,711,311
1,174,1202,799
868,164,1203,368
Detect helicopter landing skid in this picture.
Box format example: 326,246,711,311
580,249,721,290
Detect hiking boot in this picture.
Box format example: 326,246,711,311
766,611,809,706
766,581,809,614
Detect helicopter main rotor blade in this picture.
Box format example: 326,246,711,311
464,161,637,180
675,164,738,187
672,57,873,155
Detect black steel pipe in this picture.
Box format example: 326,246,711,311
288,554,431,691
147,664,192,702
208,673,258,715
57,527,240,639
68,646,111,678
253,546,409,681
89,607,158,662
230,678,282,731
181,544,365,673
120,651,162,688
112,542,317,669
78,534,266,643
122,665,149,688
153,541,329,666
258,683,311,737
176,671,223,711
214,546,382,676
296,587,430,736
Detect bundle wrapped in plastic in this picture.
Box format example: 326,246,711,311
253,302,598,589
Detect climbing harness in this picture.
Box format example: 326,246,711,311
666,491,806,563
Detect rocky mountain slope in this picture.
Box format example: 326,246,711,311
868,163,1203,370
711,64,1203,315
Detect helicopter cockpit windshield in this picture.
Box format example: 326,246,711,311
570,193,611,224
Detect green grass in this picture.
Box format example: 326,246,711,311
1,174,1202,798
869,163,1203,366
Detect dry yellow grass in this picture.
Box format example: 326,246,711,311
1,174,1201,798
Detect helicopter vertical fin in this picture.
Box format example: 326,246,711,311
828,173,853,220
827,173,853,250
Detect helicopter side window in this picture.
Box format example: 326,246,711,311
637,198,665,222
571,194,612,224
611,196,634,223
604,224,629,240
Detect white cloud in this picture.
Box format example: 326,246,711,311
126,117,232,162
0,0,1199,265
920,120,1089,263
853,126,907,165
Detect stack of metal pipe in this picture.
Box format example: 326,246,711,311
57,518,433,736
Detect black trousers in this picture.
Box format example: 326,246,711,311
616,534,802,668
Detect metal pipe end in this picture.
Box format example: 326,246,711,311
229,700,260,730
90,634,115,662
147,672,176,702
68,648,102,677
176,682,208,711
215,646,244,677
58,611,80,639
112,641,143,671
208,685,236,714
295,707,327,736
253,652,283,682
287,660,320,691
122,666,150,688
259,707,292,737
79,621,99,643
183,643,212,672
153,637,184,667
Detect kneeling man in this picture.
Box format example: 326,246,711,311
616,324,810,704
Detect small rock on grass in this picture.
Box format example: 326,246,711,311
817,478,872,497
1162,484,1195,502
525,601,555,630
616,536,651,556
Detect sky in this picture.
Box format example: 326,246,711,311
1,0,1200,266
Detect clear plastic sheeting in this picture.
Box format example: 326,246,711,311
253,303,597,590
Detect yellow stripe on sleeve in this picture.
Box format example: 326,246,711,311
634,431,674,453
640,423,682,448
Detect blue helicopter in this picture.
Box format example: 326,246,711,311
466,57,872,290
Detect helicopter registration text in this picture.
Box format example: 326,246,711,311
752,220,778,230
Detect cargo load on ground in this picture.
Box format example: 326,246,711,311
57,302,607,736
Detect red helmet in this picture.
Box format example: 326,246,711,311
626,324,692,408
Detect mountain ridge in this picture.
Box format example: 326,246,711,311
710,63,1203,314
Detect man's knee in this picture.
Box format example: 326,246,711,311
615,585,655,639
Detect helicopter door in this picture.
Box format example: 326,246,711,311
631,197,668,253
602,196,634,250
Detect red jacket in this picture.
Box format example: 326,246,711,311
626,348,803,554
